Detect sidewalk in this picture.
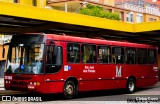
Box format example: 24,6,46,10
0,78,4,88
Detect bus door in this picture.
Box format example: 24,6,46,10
112,47,126,89
44,41,63,92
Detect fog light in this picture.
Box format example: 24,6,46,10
29,82,33,85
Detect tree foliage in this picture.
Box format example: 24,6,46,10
78,4,120,21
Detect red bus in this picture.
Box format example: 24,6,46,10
4,34,158,98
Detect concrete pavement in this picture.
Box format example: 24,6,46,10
0,78,4,91
0,78,159,96
0,82,159,103
0,78,25,95
0,78,4,88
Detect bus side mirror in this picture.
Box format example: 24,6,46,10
2,45,5,58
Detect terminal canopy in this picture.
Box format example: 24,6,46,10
0,1,160,45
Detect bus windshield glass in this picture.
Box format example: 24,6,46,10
5,43,44,74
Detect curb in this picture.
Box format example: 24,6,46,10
0,88,5,90
0,84,4,88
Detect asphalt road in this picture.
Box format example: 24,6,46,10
0,82,160,103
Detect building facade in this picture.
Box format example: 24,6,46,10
46,0,160,23
115,0,160,22
0,0,159,23
0,0,46,8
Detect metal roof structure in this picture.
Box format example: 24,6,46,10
0,1,160,45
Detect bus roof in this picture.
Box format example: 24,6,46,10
46,34,157,49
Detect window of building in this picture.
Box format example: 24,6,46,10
149,18,157,21
32,0,37,6
140,16,143,22
126,12,134,23
152,0,157,2
136,13,143,23
126,16,129,22
13,0,19,3
126,48,136,64
112,47,124,64
67,43,80,63
98,46,111,64
82,44,96,63
130,14,133,22
148,50,156,64
137,49,147,64
92,0,100,3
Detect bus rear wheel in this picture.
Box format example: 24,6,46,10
126,78,136,93
64,81,77,99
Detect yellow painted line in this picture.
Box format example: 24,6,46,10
0,1,133,33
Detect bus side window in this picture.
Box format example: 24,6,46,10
67,43,80,63
98,46,111,64
82,44,96,63
82,45,89,63
148,50,156,64
126,48,136,64
112,54,116,64
112,47,124,64
137,49,147,64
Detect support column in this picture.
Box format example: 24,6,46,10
133,12,137,23
121,11,127,22
65,2,68,12
143,13,147,22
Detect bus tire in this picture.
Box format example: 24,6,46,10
126,78,136,94
64,81,77,99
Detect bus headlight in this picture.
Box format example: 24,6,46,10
33,82,36,85
30,82,33,85
5,80,11,84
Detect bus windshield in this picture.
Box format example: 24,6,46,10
5,43,44,74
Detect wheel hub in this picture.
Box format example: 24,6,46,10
129,81,134,91
66,84,73,95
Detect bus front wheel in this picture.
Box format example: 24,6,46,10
64,81,77,99
126,78,136,93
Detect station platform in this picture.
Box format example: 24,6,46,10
0,78,4,88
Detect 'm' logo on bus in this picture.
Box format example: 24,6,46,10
116,66,122,77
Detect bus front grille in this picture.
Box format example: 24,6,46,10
11,81,27,91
